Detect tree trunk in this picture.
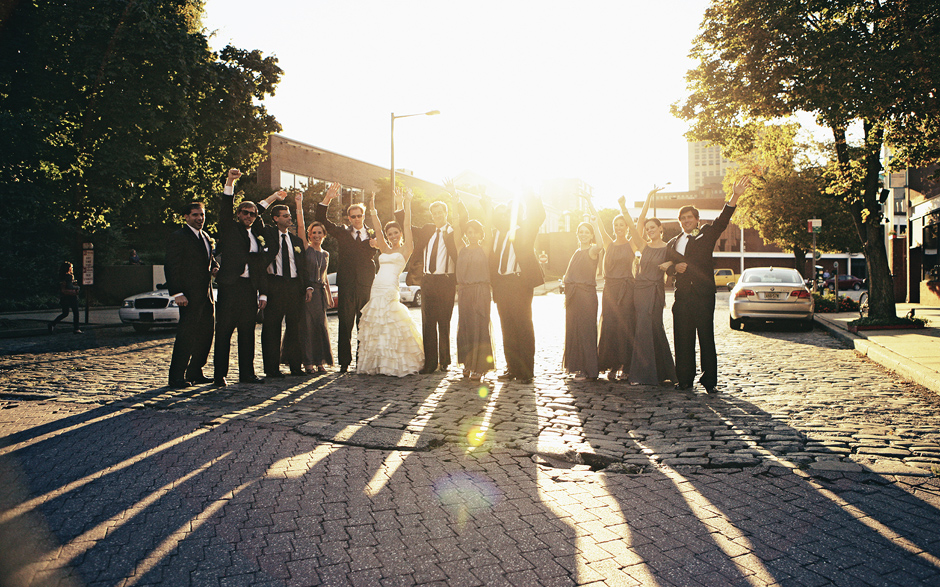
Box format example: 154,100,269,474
831,122,898,321
792,246,807,276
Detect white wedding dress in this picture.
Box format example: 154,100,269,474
357,252,424,376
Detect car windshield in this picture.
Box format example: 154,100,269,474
742,269,802,284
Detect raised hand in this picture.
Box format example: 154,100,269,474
294,190,303,205
442,177,456,196
403,188,413,203
227,168,242,183
272,190,288,201
369,191,376,210
325,182,342,201
617,195,626,208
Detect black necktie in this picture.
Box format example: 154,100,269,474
428,229,440,274
280,234,289,277
354,230,361,242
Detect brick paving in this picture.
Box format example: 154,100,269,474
2,294,940,586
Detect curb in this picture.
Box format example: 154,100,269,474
814,315,940,395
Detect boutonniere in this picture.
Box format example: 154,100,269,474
207,237,216,248
691,228,700,237
257,235,266,247
294,245,302,254
367,229,375,238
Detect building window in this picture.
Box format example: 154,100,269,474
280,171,314,190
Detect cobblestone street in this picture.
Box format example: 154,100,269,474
2,293,940,586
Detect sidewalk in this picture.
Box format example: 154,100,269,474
814,302,940,395
0,307,124,338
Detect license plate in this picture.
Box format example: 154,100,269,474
763,292,780,300
140,312,154,322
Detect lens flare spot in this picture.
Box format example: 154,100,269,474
477,386,489,398
467,426,486,447
486,355,494,364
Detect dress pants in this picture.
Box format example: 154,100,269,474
492,273,535,379
214,278,259,380
169,294,214,383
262,276,304,375
337,282,371,368
420,273,456,370
672,290,718,388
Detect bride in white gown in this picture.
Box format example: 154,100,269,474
356,189,424,376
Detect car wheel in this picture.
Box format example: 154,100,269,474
730,317,743,330
413,291,422,307
132,324,151,333
853,283,860,291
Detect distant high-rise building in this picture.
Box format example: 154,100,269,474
688,141,737,190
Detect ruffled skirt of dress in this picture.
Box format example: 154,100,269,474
357,286,424,377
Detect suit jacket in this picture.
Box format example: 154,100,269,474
490,196,546,290
395,210,458,281
315,203,377,291
257,227,311,289
165,225,218,303
216,193,270,294
668,203,735,297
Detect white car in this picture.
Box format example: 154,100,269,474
729,267,814,331
324,272,421,311
399,273,422,307
120,286,218,332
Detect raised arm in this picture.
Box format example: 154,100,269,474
294,191,307,247
368,192,392,255
402,189,414,259
315,182,344,235
616,195,640,253
480,195,494,254
585,198,612,248
447,180,466,255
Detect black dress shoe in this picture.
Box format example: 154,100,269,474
419,368,436,374
290,370,306,376
497,372,517,381
213,378,228,387
339,365,349,374
189,375,214,384
674,383,693,390
704,385,720,394
239,375,265,384
517,377,533,384
266,372,285,379
168,380,191,389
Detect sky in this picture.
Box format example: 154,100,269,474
202,0,712,208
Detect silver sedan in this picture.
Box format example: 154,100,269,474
729,267,814,331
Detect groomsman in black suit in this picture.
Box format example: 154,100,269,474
213,168,287,386
490,193,545,383
259,200,313,378
395,187,457,373
165,201,219,388
316,185,377,373
668,175,750,393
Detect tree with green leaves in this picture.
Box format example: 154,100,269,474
726,125,860,273
672,0,940,320
0,0,281,309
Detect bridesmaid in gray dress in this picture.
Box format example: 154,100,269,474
295,192,335,373
562,221,602,381
587,197,638,381
452,192,495,380
627,188,683,386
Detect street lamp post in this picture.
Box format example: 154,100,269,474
390,110,439,200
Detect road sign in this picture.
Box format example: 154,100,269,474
808,219,822,234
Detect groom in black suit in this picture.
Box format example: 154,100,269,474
395,188,458,373
668,175,749,393
490,193,545,383
316,184,378,373
165,202,219,388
